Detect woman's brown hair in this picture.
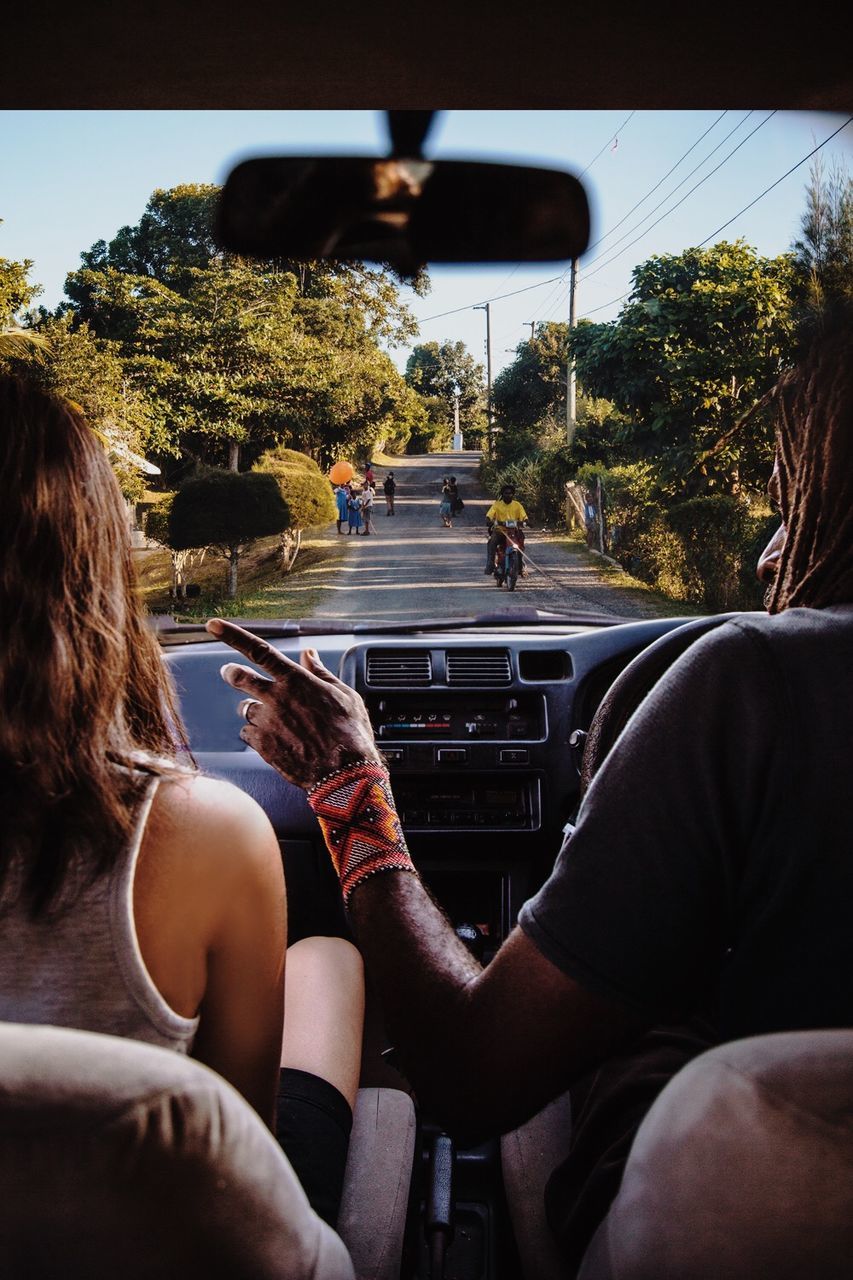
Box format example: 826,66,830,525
0,376,193,915
767,307,853,613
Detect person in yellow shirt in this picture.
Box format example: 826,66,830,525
484,484,528,576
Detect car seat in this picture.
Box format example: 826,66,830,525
0,1021,415,1280
502,1031,853,1280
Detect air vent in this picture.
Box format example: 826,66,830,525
446,649,512,686
366,650,432,686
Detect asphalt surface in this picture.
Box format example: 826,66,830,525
311,452,662,623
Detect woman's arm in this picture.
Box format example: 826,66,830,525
141,775,286,1128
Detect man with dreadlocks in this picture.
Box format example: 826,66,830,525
211,308,853,1274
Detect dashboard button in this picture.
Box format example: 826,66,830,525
436,748,468,764
499,748,529,764
380,748,404,764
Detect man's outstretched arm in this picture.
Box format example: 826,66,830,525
208,618,642,1139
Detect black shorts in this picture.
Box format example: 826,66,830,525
276,1067,353,1227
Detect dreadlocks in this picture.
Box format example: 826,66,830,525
766,310,853,614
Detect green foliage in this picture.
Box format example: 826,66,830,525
791,155,853,322
170,470,289,553
492,322,568,431
253,458,337,530
663,494,751,611
572,462,770,611
404,339,485,437
481,442,577,526
569,241,796,495
70,185,220,299
143,497,173,547
256,445,321,473
61,186,427,470
26,312,155,500
406,393,453,453
0,250,48,365
570,396,633,469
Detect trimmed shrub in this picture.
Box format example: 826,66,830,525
256,445,322,474
253,456,337,571
169,470,290,598
664,494,750,611
255,461,336,529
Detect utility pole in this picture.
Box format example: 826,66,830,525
525,321,535,340
566,258,578,447
474,302,492,453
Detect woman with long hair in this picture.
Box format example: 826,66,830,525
0,375,363,1228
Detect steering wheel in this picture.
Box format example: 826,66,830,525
579,614,743,798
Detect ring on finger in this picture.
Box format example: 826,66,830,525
238,698,262,724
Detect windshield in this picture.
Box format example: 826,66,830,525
2,110,850,630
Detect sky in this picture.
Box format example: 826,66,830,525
1,109,851,379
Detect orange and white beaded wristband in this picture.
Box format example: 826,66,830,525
306,759,418,904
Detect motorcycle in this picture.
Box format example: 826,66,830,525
492,521,523,591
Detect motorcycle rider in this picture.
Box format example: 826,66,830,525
484,483,528,576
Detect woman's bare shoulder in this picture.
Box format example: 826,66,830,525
146,772,281,874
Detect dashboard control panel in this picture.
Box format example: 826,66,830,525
368,693,546,743
393,775,540,832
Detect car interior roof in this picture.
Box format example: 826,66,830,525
8,0,852,109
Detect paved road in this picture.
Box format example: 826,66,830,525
311,453,661,622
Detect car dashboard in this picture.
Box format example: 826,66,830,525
163,616,694,950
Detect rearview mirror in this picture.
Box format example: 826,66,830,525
216,157,590,273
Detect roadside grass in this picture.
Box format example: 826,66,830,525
553,531,705,619
137,527,347,622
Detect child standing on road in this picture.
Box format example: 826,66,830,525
334,484,348,534
383,472,396,515
361,483,375,535
347,487,363,535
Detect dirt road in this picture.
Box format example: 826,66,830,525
311,453,661,622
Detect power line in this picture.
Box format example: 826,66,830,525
414,273,565,324
414,113,759,327
697,114,853,246
582,111,776,281
575,115,853,323
585,111,729,253
580,291,628,317
414,111,847,336
527,273,571,322
578,111,637,177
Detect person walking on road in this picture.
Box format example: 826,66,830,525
334,484,348,534
361,483,375,536
448,476,463,517
439,480,454,528
383,472,396,516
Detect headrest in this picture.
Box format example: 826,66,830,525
579,1030,853,1279
0,1021,353,1279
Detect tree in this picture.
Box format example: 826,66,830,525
404,340,485,436
791,155,853,315
0,249,49,365
492,322,568,431
63,187,427,470
144,495,209,597
67,185,221,303
254,446,336,569
25,312,155,501
169,470,290,598
569,241,797,495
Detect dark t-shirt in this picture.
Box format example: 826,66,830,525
519,605,853,1041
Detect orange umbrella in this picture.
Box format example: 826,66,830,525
329,460,355,485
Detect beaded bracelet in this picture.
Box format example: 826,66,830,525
306,759,417,904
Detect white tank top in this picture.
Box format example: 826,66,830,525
0,776,199,1053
